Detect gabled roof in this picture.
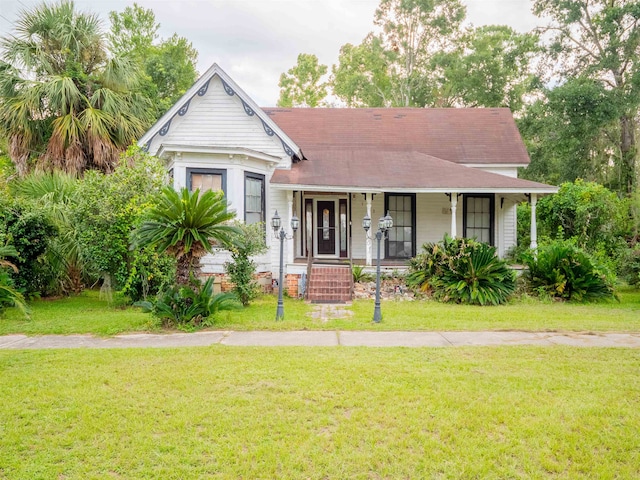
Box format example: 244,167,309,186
270,149,556,194
138,64,302,160
264,107,529,165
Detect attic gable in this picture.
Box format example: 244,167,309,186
138,63,302,161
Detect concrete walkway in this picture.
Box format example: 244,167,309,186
1,330,640,349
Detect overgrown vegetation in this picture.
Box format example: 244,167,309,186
131,187,242,326
224,222,268,306
135,277,240,329
523,240,616,302
408,236,516,306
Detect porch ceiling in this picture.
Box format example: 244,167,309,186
270,149,557,194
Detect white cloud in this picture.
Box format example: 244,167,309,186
0,0,540,105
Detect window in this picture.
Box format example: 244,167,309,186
385,193,416,259
187,168,226,194
244,172,265,225
463,194,494,245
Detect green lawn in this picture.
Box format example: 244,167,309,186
1,288,640,335
1,347,639,478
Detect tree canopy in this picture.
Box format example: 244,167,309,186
108,3,199,120
277,53,328,107
0,0,152,176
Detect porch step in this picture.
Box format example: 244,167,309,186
307,265,353,304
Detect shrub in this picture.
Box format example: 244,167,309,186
352,265,373,283
0,202,58,297
408,236,516,305
224,222,268,306
523,240,615,302
0,245,29,317
73,149,172,299
135,277,240,328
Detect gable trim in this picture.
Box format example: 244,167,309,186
138,63,302,160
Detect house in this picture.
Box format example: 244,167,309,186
138,64,557,301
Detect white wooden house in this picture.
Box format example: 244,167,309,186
138,64,557,301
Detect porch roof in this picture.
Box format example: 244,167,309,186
270,149,557,194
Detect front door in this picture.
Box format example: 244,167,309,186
316,201,336,255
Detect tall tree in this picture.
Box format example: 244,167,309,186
519,77,621,186
277,53,328,107
534,0,640,194
0,0,151,176
373,0,466,107
431,25,541,111
109,3,198,120
332,34,394,107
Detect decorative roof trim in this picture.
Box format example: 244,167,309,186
138,63,302,160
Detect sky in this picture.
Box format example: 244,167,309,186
0,0,541,106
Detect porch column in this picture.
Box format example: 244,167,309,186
286,190,294,264
450,192,458,238
366,193,372,266
530,193,538,250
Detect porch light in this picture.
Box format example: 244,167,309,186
271,210,281,233
363,211,394,323
362,214,371,232
272,211,299,320
383,211,393,231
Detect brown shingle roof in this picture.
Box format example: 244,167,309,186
263,107,530,165
270,149,555,192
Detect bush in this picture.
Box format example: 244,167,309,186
135,277,240,328
352,265,373,283
523,240,615,302
536,180,627,262
224,222,268,306
0,202,58,297
408,236,516,306
72,148,171,299
0,245,29,317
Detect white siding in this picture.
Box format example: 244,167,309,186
502,201,517,256
416,194,461,246
473,167,519,178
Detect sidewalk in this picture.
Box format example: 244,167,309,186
1,330,639,349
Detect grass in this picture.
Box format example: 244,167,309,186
1,346,639,478
1,288,640,336
0,290,153,336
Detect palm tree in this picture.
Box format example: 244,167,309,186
0,1,151,176
11,171,85,293
0,245,29,317
132,187,240,286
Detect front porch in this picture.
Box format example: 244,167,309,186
278,189,532,268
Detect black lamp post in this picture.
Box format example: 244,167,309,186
362,211,393,323
272,210,299,320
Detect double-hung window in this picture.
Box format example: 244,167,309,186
463,194,494,245
385,193,416,259
244,172,265,225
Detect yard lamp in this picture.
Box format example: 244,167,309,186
272,210,299,320
363,211,393,323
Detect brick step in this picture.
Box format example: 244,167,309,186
307,265,353,304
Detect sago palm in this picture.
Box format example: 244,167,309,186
0,0,151,176
132,187,240,286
